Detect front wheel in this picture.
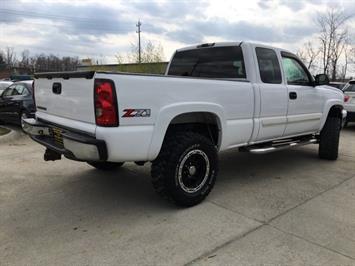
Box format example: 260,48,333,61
318,116,341,160
151,132,218,207
87,161,124,170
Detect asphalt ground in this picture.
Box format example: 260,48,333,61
1,126,355,265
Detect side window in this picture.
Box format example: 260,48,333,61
282,57,311,86
13,85,25,95
255,47,282,84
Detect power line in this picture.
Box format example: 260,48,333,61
0,8,131,25
0,9,158,33
0,18,135,33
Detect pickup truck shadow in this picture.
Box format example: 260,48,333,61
7,144,349,237
39,146,322,214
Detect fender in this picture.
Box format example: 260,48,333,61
147,102,226,160
319,99,344,131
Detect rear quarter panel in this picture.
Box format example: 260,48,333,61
94,73,255,161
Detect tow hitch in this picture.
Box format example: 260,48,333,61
44,148,62,161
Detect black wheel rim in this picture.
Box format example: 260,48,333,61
177,149,210,193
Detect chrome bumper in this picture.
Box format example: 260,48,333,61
342,109,347,127
342,109,347,119
21,118,50,136
22,118,107,162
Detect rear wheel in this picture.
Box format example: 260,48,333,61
87,161,124,170
319,116,341,160
151,131,218,207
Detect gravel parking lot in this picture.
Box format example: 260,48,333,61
1,127,355,265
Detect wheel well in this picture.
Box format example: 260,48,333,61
328,105,343,119
165,112,221,147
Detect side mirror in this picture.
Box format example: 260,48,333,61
314,74,329,86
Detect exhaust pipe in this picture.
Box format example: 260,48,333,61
44,148,62,161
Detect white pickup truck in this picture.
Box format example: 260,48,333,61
23,42,346,206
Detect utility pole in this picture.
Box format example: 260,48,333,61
136,20,142,63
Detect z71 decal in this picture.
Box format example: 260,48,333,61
122,109,151,118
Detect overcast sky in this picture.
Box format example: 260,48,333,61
0,0,354,63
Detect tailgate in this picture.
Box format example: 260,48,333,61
34,71,96,124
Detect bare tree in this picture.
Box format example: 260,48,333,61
339,42,354,81
117,40,165,64
115,53,124,64
0,49,5,68
140,41,165,63
317,8,351,80
297,41,320,72
19,49,31,70
4,47,17,67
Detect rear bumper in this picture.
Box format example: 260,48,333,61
346,111,355,122
22,118,107,162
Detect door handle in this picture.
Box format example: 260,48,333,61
52,83,62,94
289,92,297,100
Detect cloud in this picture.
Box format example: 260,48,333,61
279,0,306,11
1,1,136,36
0,0,350,63
166,18,314,44
129,0,207,19
258,0,273,9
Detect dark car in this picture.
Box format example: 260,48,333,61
0,80,35,125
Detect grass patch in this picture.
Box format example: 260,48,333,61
0,127,10,136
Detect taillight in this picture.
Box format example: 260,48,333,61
94,79,118,127
344,95,350,103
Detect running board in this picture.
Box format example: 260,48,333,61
243,138,318,154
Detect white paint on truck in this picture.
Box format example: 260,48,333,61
25,41,345,206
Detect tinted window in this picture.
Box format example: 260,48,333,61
344,83,355,92
255,47,282,84
282,57,311,85
13,84,26,95
168,46,246,79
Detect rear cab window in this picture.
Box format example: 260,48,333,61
167,46,246,79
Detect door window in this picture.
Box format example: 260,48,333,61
255,47,282,84
13,84,26,95
282,57,311,86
